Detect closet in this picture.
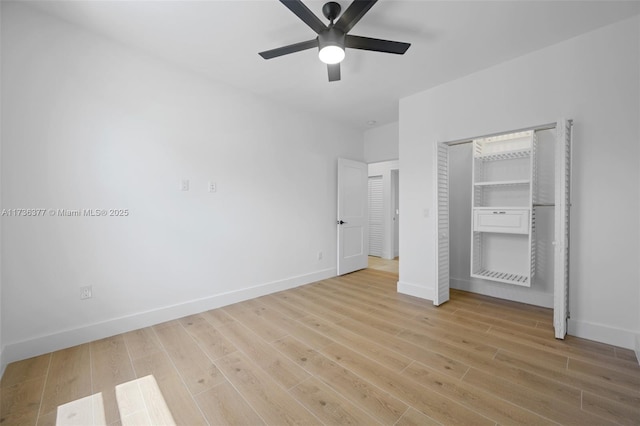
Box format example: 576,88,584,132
470,131,536,286
436,120,572,339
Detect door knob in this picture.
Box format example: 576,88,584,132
337,220,347,225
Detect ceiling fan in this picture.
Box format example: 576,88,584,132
259,0,410,82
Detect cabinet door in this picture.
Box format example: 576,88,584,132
554,119,572,339
435,142,450,306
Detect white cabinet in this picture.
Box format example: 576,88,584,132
470,131,536,286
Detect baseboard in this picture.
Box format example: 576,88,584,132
397,280,434,301
568,318,637,350
2,267,336,366
450,277,553,308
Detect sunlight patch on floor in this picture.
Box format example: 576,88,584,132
56,393,106,426
55,375,175,426
116,375,176,426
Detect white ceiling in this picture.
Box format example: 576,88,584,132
27,1,640,130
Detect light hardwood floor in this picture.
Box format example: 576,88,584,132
1,268,639,425
367,256,399,274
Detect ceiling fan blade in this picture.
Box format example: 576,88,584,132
334,0,378,34
345,35,410,54
259,39,318,59
328,63,341,82
280,0,327,34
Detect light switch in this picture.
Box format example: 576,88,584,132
181,179,189,191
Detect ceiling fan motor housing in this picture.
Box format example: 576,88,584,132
322,2,342,21
318,27,346,52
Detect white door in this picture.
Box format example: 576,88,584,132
337,158,369,275
434,142,450,305
553,119,572,339
368,176,383,257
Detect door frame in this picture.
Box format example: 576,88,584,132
435,120,571,339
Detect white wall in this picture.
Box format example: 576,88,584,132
368,160,399,260
399,16,640,349
364,122,399,163
0,3,363,367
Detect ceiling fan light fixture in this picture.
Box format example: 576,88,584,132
318,27,345,64
319,45,345,64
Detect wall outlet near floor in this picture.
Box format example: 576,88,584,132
80,285,92,300
317,251,323,260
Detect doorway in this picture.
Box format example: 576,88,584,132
367,160,400,269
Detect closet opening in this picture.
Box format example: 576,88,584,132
436,121,571,339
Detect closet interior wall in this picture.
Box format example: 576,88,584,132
448,129,556,308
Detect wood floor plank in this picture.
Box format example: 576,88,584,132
215,351,321,425
295,286,405,335
396,326,499,359
273,335,408,424
200,308,236,328
233,299,334,350
153,324,226,395
122,327,162,360
582,390,640,426
568,358,640,391
463,368,618,425
257,294,309,319
452,308,552,339
35,410,56,426
38,344,92,417
320,342,495,425
0,376,45,424
0,354,50,389
216,320,310,390
1,406,39,426
178,314,237,360
116,375,176,426
395,407,441,426
56,392,106,426
489,324,640,373
132,351,207,426
298,314,413,373
402,361,557,425
290,377,382,425
494,350,639,409
339,312,583,408
398,321,571,372
90,335,136,425
222,302,289,343
315,279,492,334
615,347,639,363
194,381,265,426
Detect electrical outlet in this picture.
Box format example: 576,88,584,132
317,251,323,260
208,181,217,193
80,285,92,300
180,179,190,191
